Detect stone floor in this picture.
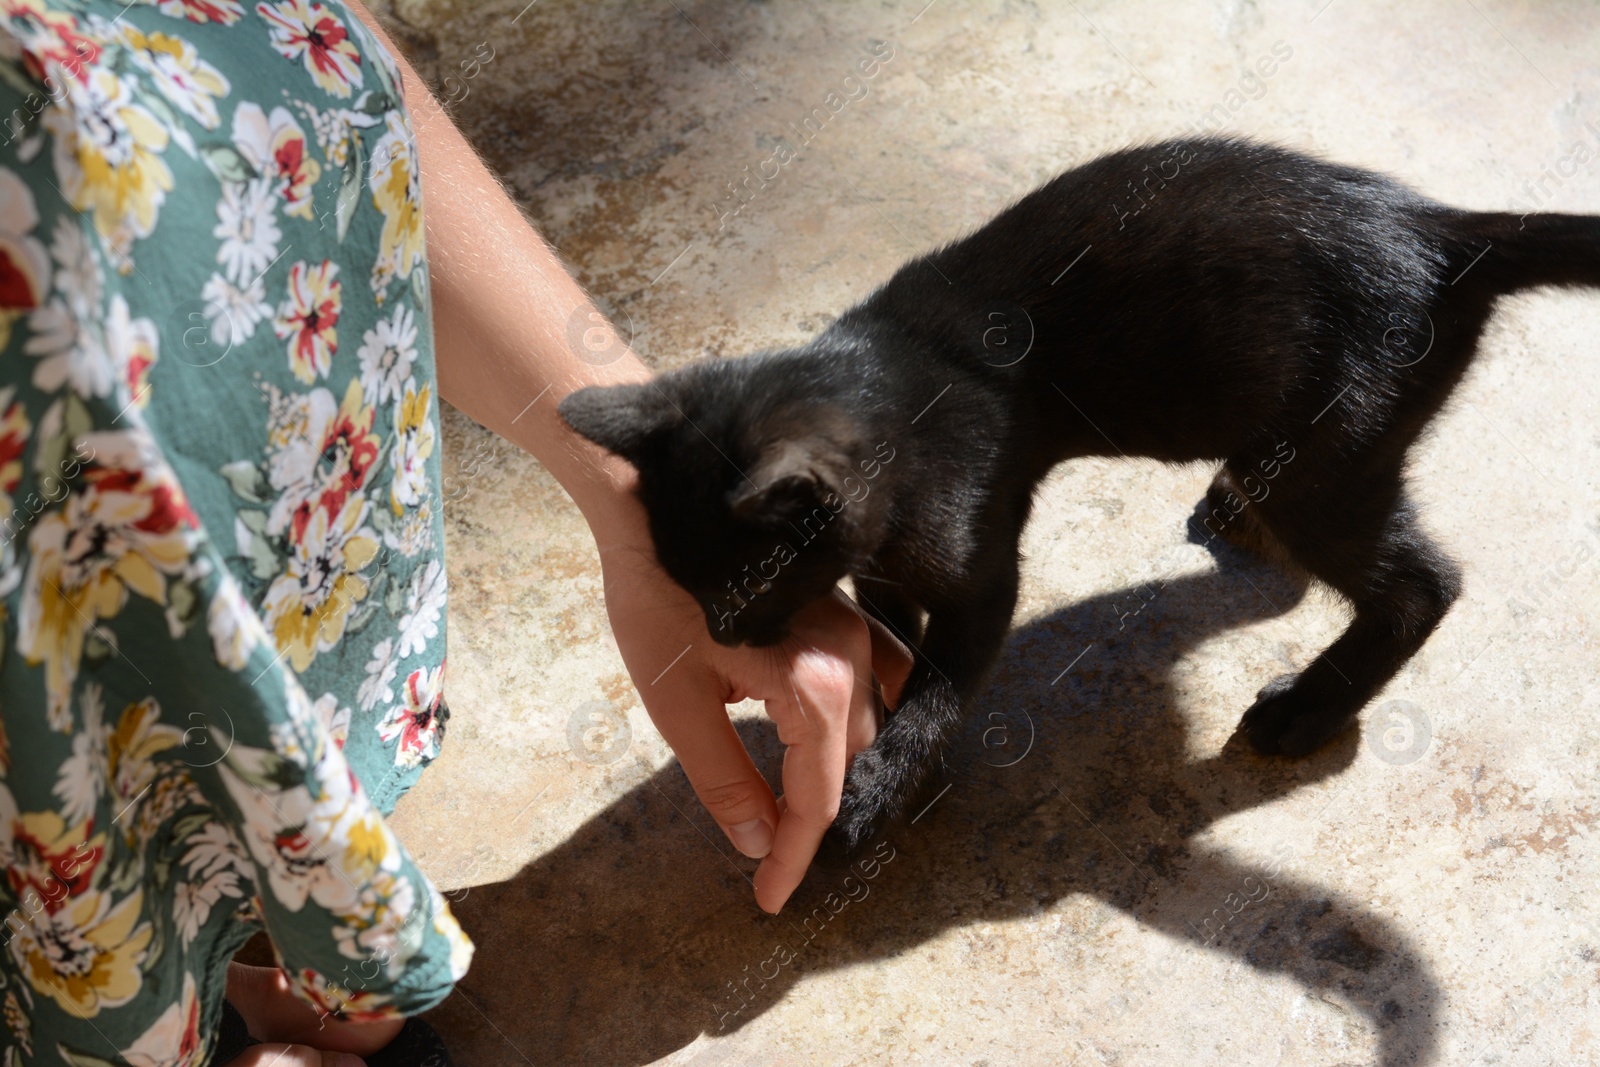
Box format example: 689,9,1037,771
373,1,1600,1063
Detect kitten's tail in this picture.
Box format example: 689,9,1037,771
1441,210,1600,294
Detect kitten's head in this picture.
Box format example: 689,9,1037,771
560,364,887,647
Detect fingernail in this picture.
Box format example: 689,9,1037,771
727,818,773,859
336,1056,366,1067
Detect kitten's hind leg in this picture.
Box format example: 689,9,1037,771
1189,465,1286,561
1238,468,1461,756
824,565,1019,858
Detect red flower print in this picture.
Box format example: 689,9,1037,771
273,259,342,383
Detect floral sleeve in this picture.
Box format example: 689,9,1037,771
0,2,470,1063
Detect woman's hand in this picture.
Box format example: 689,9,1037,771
592,492,912,914
343,1,914,916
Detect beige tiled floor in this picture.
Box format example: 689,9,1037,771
376,1,1600,1063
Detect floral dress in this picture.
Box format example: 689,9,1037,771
0,1,472,1062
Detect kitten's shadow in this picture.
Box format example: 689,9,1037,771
427,551,1438,1066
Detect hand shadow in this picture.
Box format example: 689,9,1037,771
427,547,1438,1066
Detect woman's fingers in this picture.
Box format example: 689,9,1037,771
603,539,903,913
844,669,879,760
746,589,888,912
605,554,783,860
638,656,782,859
752,636,854,913
862,607,914,711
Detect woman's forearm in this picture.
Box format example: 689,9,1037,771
348,3,650,526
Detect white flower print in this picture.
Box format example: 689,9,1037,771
358,636,398,714
103,292,159,405
367,110,422,298
24,217,112,398
207,571,263,671
213,177,281,285
312,691,351,749
106,698,185,814
257,0,364,100
171,822,250,946
118,22,231,132
172,866,242,946
332,868,421,980
356,302,417,408
53,682,108,824
200,271,272,347
0,8,475,1043
231,101,321,220
218,731,401,915
148,0,246,24
120,973,204,1067
180,820,252,884
395,558,444,660
377,663,445,768
263,385,334,533
383,500,434,559
0,166,51,318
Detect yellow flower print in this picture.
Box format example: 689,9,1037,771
273,259,341,383
256,0,364,99
107,698,183,819
17,445,199,727
43,68,174,271
261,494,376,671
3,809,104,910
388,378,434,515
368,112,423,300
428,882,473,981
14,885,152,1018
119,25,231,131
338,802,390,877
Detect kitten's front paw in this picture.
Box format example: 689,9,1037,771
1239,673,1351,756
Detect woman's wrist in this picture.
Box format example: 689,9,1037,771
516,348,654,546
569,459,650,549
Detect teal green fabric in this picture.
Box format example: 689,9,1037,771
0,1,471,1062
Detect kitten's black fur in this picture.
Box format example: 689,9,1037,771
560,138,1600,857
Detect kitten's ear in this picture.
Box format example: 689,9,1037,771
558,384,679,465
728,439,847,521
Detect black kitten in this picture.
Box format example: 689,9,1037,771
560,137,1600,855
